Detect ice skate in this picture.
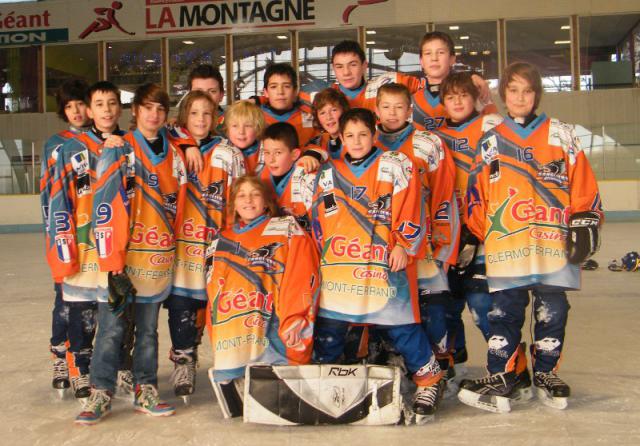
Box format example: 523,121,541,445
412,380,445,424
511,343,534,405
134,384,175,417
534,371,570,410
51,358,70,399
457,371,517,413
75,389,112,425
70,374,91,401
116,369,134,400
170,348,196,405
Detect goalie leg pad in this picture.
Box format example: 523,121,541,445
243,364,402,425
208,368,243,419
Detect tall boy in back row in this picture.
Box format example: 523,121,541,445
458,62,602,413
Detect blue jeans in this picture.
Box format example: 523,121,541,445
50,283,69,357
313,317,434,374
486,288,570,374
91,302,161,393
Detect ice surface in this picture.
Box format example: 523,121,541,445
1,223,639,445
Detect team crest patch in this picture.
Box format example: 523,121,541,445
203,180,225,209
71,151,89,175
537,159,568,186
368,193,391,222
76,173,91,197
247,242,283,270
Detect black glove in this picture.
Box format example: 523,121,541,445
566,211,601,264
456,225,479,270
108,271,137,317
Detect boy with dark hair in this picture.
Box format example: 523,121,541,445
458,62,602,413
374,83,459,387
261,122,316,232
77,83,188,424
311,107,445,422
47,81,125,400
308,40,423,113
41,79,90,396
412,31,495,131
260,63,319,146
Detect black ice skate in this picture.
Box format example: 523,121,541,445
170,348,196,405
52,358,70,399
457,371,518,413
71,374,91,400
412,379,445,424
534,371,570,410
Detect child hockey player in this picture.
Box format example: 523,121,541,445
412,31,494,132
260,63,318,145
41,79,90,395
311,108,445,420
261,122,316,232
205,176,319,383
307,88,350,160
224,100,266,175
76,83,188,424
167,91,245,403
457,62,603,413
188,64,226,135
374,83,458,387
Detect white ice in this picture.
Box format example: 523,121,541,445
1,222,639,445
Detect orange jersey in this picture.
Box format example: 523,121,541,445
435,113,503,220
234,140,264,176
173,137,246,300
261,103,319,147
412,87,499,132
47,131,114,302
466,114,603,292
92,128,188,303
206,215,320,381
260,165,316,233
310,149,425,325
376,124,458,291
40,128,83,283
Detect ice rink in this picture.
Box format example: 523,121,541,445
1,222,639,445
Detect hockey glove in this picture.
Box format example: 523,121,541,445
108,271,137,318
456,225,479,270
566,211,601,264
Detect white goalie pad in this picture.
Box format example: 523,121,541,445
243,364,402,425
208,368,244,419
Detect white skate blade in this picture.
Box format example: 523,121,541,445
536,387,568,410
443,379,459,399
414,413,435,425
510,386,534,406
180,395,191,406
457,388,511,413
453,363,468,378
55,388,67,400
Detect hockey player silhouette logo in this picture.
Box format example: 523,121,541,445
247,242,283,270
163,193,178,218
79,1,135,39
342,0,389,24
367,193,391,222
203,180,225,209
537,159,568,186
535,337,561,352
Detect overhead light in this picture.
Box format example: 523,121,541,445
460,36,469,40
454,45,463,49
183,40,195,45
469,51,478,55
455,52,461,56
366,30,376,35
554,40,571,45
145,59,155,63
449,25,459,30
561,25,571,30
482,50,491,55
276,35,288,40
366,41,376,45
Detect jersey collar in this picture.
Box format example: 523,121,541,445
503,113,547,139
233,214,268,234
377,123,414,151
